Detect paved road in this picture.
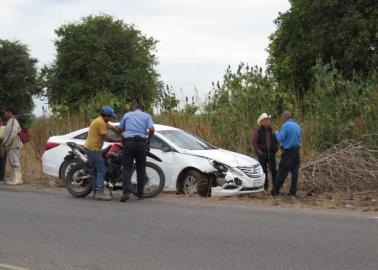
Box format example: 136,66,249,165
0,188,377,270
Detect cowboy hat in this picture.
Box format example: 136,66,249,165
257,113,271,125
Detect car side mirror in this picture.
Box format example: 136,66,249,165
161,146,172,152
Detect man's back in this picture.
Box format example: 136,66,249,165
119,110,154,139
276,119,301,150
84,117,108,151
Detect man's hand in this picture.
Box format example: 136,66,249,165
109,125,123,135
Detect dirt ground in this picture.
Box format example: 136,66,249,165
3,183,378,213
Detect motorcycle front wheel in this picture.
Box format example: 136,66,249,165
130,161,165,198
65,163,92,198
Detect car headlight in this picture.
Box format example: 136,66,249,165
209,160,228,173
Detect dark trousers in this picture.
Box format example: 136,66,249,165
122,140,147,196
258,153,277,190
0,152,6,182
273,148,300,195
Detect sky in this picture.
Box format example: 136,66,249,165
0,0,290,115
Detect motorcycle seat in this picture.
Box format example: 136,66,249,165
100,145,111,155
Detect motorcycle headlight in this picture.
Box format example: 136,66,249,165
209,160,229,173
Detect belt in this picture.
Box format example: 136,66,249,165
282,146,300,152
123,136,147,142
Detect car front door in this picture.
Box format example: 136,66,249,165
148,135,178,190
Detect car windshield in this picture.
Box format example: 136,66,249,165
158,130,216,150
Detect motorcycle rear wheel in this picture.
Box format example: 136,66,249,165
65,163,92,198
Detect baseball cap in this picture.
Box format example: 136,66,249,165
102,106,116,118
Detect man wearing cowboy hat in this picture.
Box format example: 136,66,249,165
252,113,279,191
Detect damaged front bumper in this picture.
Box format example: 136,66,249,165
211,166,265,197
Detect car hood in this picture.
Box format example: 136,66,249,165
184,149,259,167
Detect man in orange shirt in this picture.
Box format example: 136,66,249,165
84,107,120,201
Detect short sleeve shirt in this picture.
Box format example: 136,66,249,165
276,119,302,150
84,117,110,151
118,109,154,139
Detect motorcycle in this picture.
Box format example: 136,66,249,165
64,141,165,198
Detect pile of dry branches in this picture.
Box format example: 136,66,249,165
300,139,378,193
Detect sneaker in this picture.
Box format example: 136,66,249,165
94,193,112,201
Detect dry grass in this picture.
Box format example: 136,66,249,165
9,114,378,211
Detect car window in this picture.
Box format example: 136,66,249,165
73,130,120,140
150,136,168,150
74,132,88,140
158,130,216,150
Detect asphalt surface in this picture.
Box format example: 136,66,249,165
0,188,377,270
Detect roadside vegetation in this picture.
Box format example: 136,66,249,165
1,1,377,209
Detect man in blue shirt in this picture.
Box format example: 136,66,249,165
115,102,155,202
272,111,302,196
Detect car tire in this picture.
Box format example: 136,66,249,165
181,170,211,197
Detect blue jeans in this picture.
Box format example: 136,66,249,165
87,151,106,194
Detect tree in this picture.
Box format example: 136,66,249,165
159,85,180,113
205,63,292,153
0,39,40,114
268,0,378,98
42,14,161,112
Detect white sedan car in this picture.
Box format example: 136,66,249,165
42,124,265,196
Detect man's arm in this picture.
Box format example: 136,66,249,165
147,127,155,140
108,124,123,135
275,124,287,143
102,134,122,143
100,122,122,143
113,115,126,135
2,119,17,147
146,115,155,140
251,129,263,156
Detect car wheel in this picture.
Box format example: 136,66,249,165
181,170,211,197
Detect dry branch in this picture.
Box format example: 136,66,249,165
300,138,378,192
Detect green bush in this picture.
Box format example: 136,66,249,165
307,61,378,150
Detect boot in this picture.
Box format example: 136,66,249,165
8,168,23,185
7,169,18,186
14,168,23,185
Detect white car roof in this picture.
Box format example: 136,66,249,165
65,123,179,138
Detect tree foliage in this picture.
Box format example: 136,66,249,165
0,39,40,114
206,63,292,153
159,85,180,113
268,0,378,98
307,61,378,150
42,14,161,112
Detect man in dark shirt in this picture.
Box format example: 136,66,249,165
252,113,279,191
